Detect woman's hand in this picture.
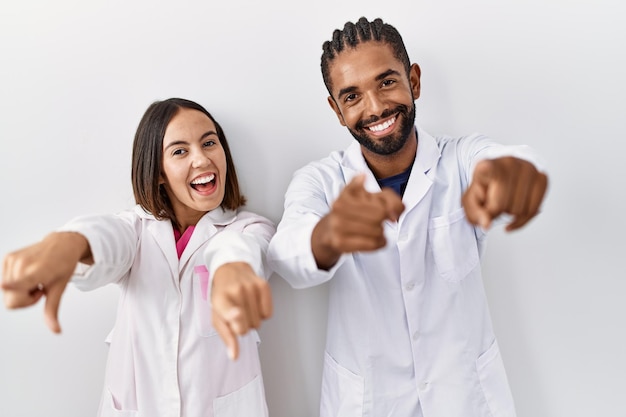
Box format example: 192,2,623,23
1,232,92,333
210,262,272,360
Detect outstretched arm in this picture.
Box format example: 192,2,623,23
204,215,275,360
1,232,93,333
462,156,548,231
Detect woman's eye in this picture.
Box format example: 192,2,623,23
172,148,186,156
203,140,216,148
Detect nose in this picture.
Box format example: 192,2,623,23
364,91,387,118
191,151,211,169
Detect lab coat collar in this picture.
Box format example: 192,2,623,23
135,205,238,276
178,207,237,270
340,124,441,205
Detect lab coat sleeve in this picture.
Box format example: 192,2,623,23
56,210,140,291
203,212,276,291
267,164,346,289
457,133,548,182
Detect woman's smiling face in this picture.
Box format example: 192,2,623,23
160,107,227,230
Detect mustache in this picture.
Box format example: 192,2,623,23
355,105,410,130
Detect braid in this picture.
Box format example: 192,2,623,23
321,17,411,96
355,17,372,42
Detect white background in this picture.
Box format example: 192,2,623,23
1,1,624,416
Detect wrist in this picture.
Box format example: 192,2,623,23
311,218,341,270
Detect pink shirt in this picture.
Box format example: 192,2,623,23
174,225,210,300
174,225,195,259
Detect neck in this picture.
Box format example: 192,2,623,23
363,129,418,179
172,213,204,234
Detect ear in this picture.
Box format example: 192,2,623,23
409,63,421,100
327,96,347,126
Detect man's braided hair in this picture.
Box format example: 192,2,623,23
321,17,412,97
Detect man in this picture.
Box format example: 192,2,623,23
267,17,547,417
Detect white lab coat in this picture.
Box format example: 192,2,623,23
60,205,275,417
267,125,544,417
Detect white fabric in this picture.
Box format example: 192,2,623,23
60,205,275,417
268,125,544,417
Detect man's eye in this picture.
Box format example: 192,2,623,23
382,79,395,87
345,93,357,102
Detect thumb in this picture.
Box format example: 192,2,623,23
378,188,405,222
345,173,367,194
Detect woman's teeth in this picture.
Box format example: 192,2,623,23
191,174,215,185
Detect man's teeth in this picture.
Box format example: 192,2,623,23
191,174,215,185
368,117,396,132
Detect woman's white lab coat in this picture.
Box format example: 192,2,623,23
268,126,544,417
60,205,275,417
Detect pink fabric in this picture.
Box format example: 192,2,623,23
175,226,209,299
174,225,195,259
194,265,210,300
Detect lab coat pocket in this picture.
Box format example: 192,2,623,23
213,374,268,417
320,351,364,417
428,207,480,283
476,340,516,417
193,265,218,338
98,389,138,417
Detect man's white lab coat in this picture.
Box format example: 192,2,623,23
268,125,543,417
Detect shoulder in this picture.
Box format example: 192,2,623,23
294,150,344,177
233,210,274,226
431,132,511,167
433,132,493,151
226,209,276,233
217,210,276,242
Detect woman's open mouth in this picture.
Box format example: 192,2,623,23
190,174,216,192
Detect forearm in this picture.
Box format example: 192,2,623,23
46,231,93,265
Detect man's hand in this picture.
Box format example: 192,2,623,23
1,232,91,333
463,157,548,231
312,174,405,270
210,262,272,361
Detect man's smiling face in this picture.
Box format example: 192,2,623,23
327,41,420,157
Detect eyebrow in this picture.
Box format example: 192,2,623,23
164,130,218,150
376,69,401,81
337,69,402,99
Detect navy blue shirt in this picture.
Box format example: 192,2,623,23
377,164,413,197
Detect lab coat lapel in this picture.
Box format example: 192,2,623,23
340,141,381,193
177,208,237,272
146,218,180,279
402,126,441,211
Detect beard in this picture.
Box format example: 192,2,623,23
347,103,416,156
